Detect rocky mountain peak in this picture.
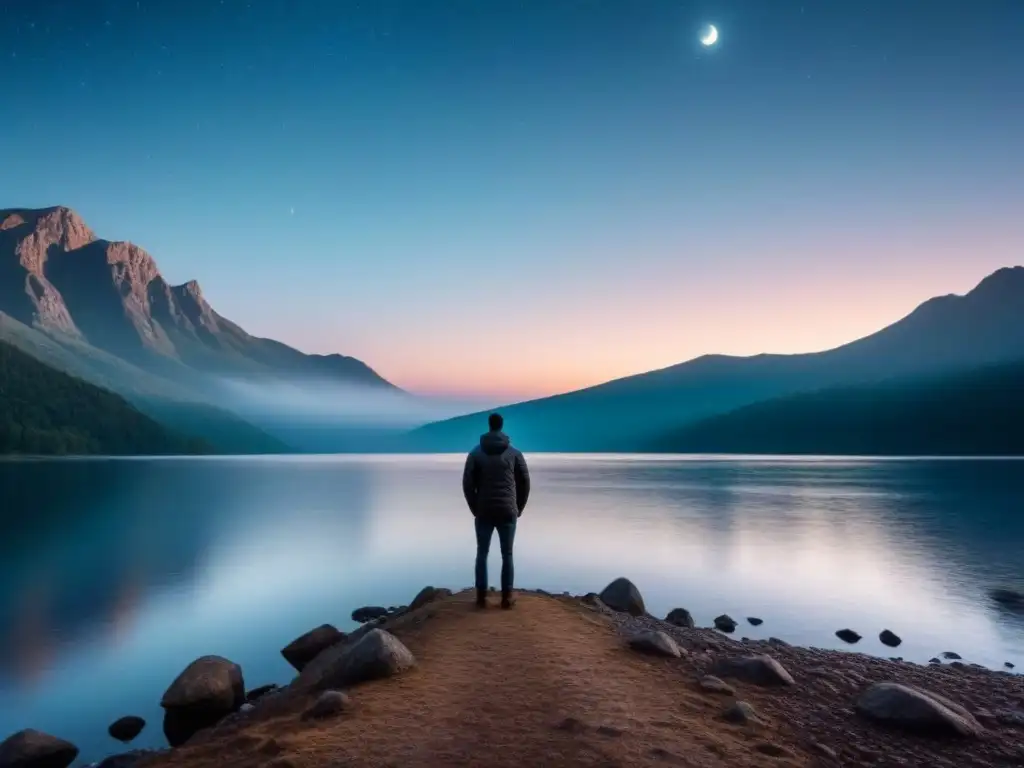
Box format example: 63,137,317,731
173,279,205,301
2,206,96,273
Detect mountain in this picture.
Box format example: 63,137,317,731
0,206,400,452
0,207,394,388
412,267,1024,452
0,340,207,455
649,358,1024,456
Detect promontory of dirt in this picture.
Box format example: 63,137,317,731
121,587,1024,768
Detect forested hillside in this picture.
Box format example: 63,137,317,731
0,341,207,455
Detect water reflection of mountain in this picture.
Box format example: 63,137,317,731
0,458,375,687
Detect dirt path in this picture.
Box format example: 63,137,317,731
146,592,811,768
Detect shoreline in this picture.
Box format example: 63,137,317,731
3,580,1023,768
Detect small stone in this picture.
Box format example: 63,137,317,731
746,617,763,626
409,585,452,611
713,614,738,633
995,710,1024,728
879,629,902,647
94,750,160,768
302,690,351,720
598,577,646,616
698,675,735,695
767,637,790,647
595,725,624,737
712,655,795,686
835,628,862,644
0,730,79,768
665,608,695,628
256,737,284,757
1005,661,1015,669
239,703,255,714
554,716,588,733
722,701,759,724
351,605,389,623
942,651,962,660
108,716,146,743
811,742,837,759
755,742,790,757
245,684,279,702
990,588,1024,611
929,657,941,664
627,631,682,658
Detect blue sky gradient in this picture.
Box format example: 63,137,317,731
3,1,1023,398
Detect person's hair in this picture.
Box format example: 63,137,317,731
488,412,504,431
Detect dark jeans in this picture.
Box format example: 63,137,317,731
474,518,516,593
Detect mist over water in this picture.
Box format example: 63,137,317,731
214,375,497,427
0,454,1022,765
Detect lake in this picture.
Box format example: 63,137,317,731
1,454,1022,765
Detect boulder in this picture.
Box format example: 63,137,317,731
665,608,695,628
835,628,861,643
107,716,146,743
598,578,645,616
879,630,902,648
942,651,962,660
409,586,452,611
0,729,79,768
722,701,760,724
711,655,795,687
160,655,245,747
351,606,389,623
297,629,415,690
746,617,763,626
627,631,682,658
281,624,345,672
855,682,984,737
713,615,738,633
301,690,351,721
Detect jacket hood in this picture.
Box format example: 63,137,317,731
479,430,511,456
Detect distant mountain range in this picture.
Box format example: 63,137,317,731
412,267,1024,453
3,206,1023,457
650,358,1024,456
0,206,400,452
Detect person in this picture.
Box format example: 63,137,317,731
462,412,530,609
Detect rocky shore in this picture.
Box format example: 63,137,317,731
1,580,1023,768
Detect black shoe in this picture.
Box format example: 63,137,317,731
501,591,517,610
475,590,487,609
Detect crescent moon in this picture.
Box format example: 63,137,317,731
700,24,718,46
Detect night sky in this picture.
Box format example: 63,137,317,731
2,1,1023,399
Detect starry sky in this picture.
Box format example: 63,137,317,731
3,1,1023,400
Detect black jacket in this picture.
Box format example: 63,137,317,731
462,430,530,523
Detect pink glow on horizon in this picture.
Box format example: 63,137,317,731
287,240,1024,402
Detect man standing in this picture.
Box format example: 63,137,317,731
462,412,530,609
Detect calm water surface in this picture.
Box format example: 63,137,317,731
1,454,1022,765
